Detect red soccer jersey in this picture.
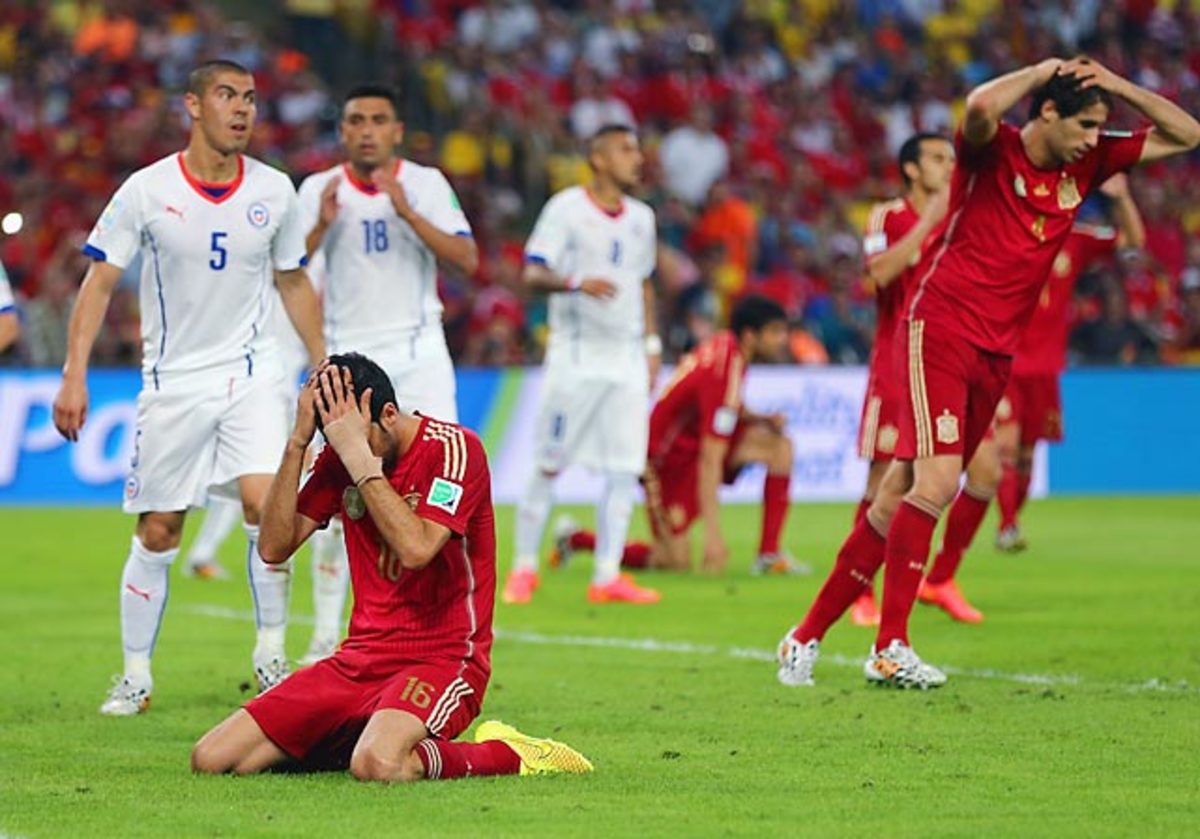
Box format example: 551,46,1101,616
909,122,1145,355
1014,225,1118,375
297,417,496,680
862,197,922,379
649,331,746,463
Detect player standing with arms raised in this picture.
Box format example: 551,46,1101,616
502,124,663,605
52,60,325,714
192,354,592,781
777,57,1200,688
296,84,478,659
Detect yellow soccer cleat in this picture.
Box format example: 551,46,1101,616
474,720,594,776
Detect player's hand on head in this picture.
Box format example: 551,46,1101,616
1058,56,1122,93
319,177,341,225
579,277,618,299
291,369,323,447
52,376,89,442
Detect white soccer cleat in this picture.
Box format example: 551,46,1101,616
299,635,338,666
865,640,947,690
254,656,291,694
751,551,812,576
548,514,580,570
99,676,151,716
776,627,820,687
995,525,1028,553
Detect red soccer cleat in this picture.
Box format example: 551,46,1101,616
850,591,881,626
587,573,661,604
501,569,540,605
918,579,984,624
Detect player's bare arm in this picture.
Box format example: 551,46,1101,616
0,310,18,353
372,170,479,276
1060,57,1200,163
52,259,123,441
643,277,662,384
963,58,1064,146
1098,174,1146,249
866,191,948,289
305,176,341,257
522,260,617,298
698,435,731,572
315,367,452,569
275,267,326,365
259,370,326,564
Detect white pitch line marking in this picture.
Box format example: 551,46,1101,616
182,604,1195,695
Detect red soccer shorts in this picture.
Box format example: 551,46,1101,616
894,319,1011,463
245,653,484,768
995,372,1063,446
643,422,746,539
857,366,902,462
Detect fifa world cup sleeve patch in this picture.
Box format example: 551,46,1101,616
427,477,464,516
712,406,738,436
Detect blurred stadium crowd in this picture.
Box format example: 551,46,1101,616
2,0,1200,367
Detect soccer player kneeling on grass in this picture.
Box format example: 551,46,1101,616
192,353,591,780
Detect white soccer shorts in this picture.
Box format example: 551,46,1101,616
532,365,649,475
122,370,289,513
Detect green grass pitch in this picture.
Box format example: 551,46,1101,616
1,498,1197,837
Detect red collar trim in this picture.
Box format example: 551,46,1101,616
585,187,625,219
177,152,245,204
342,159,403,196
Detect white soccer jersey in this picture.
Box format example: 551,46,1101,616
84,153,307,387
524,186,656,370
0,259,14,313
298,160,471,351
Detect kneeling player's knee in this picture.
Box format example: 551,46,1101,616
350,748,415,784
190,741,228,775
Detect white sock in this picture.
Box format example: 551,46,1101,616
594,472,638,586
245,523,291,661
120,536,178,685
514,469,556,573
311,519,349,643
185,495,241,566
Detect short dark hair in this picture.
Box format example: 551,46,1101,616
588,123,636,158
1029,69,1111,121
187,59,252,97
314,352,398,432
343,83,400,117
731,295,787,338
898,132,948,188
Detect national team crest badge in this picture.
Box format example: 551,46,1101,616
1053,251,1072,277
247,202,270,228
1057,177,1082,210
935,410,960,445
343,486,366,520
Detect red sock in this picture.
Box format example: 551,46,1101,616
853,497,870,526
759,473,790,555
620,542,652,569
997,465,1019,529
794,516,885,641
876,501,939,649
1015,469,1031,516
415,738,521,780
926,488,990,585
568,531,596,551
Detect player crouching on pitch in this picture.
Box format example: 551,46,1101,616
192,353,591,781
